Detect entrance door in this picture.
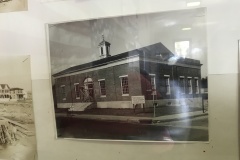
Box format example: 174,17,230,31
83,78,94,102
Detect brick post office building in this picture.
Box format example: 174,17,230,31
53,38,202,111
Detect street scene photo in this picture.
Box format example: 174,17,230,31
0,56,36,160
49,8,208,142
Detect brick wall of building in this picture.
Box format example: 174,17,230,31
55,77,71,103
140,61,174,100
54,61,142,104
139,61,201,101
175,66,201,98
54,59,201,108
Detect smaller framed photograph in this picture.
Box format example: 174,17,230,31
0,56,37,159
0,0,27,13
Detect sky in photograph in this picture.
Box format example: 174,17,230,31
0,56,31,92
49,8,207,78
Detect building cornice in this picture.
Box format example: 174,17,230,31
54,55,140,78
139,57,202,69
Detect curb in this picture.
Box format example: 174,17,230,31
56,112,208,124
57,114,141,124
94,117,140,123
151,113,208,124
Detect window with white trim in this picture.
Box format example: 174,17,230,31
164,75,170,95
179,76,185,94
60,85,66,100
194,78,199,94
120,76,129,95
98,79,106,97
149,74,156,95
187,77,192,94
74,83,80,99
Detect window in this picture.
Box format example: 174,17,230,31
60,85,66,100
101,47,103,55
195,78,199,94
149,74,156,95
187,77,192,94
164,75,170,95
98,79,106,97
120,75,129,95
106,46,109,55
179,76,185,94
175,41,190,57
74,83,80,99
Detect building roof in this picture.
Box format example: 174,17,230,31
10,88,23,91
0,84,10,90
53,42,201,77
98,35,111,46
98,40,111,46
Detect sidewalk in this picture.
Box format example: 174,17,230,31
56,110,208,124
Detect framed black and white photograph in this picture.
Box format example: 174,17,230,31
0,56,36,160
48,8,208,142
0,0,27,13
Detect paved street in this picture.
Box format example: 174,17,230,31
56,115,208,141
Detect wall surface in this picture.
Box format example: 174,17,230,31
0,0,239,160
55,62,141,103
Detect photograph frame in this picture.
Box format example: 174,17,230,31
0,55,37,160
46,7,209,143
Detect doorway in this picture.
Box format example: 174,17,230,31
83,77,94,102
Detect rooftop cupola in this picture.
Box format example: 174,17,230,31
98,35,111,58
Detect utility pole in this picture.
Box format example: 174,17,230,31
153,93,155,117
